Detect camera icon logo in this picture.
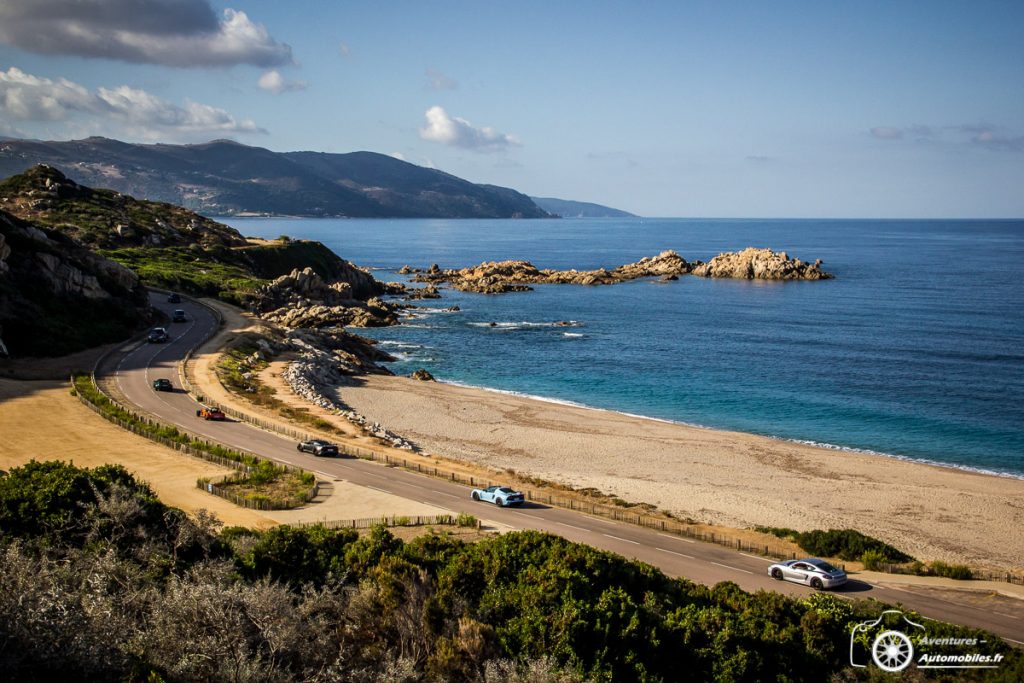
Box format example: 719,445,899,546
849,609,925,672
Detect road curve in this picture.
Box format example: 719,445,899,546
101,292,1024,644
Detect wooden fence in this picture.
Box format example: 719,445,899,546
291,514,479,530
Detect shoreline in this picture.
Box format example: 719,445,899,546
332,373,1024,571
437,378,1024,481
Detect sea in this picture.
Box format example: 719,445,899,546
225,217,1024,478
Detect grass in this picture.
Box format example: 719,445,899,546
100,246,265,305
72,373,315,509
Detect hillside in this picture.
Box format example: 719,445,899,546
530,196,636,218
0,209,150,357
0,166,384,305
0,137,551,219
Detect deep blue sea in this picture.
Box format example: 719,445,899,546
226,217,1024,477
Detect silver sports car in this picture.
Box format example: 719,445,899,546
768,558,847,589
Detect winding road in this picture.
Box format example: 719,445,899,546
98,292,1024,645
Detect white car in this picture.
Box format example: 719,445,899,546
768,558,848,589
471,485,525,507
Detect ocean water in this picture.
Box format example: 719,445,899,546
226,217,1024,477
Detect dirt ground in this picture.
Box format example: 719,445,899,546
0,378,275,528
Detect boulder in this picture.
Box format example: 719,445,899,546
690,247,833,280
410,368,435,381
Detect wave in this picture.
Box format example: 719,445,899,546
436,380,1024,481
377,340,425,349
562,332,585,338
468,320,583,330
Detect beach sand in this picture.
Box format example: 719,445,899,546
334,375,1024,571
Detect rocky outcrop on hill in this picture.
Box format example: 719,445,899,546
0,209,149,356
413,250,691,293
690,248,833,280
0,165,246,250
252,267,397,328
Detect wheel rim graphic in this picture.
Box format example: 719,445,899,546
871,630,913,672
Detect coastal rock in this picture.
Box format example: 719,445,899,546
413,250,691,293
410,368,435,381
690,248,833,280
252,267,398,328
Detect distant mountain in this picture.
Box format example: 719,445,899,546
0,137,551,219
530,196,636,218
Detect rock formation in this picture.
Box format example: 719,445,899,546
0,209,149,356
410,368,435,381
251,267,397,328
413,250,691,293
690,248,833,280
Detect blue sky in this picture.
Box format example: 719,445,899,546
1,0,1022,217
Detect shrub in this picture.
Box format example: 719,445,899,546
794,528,913,563
456,512,478,528
930,561,973,580
860,549,887,570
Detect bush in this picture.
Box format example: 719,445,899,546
457,512,478,528
860,549,887,570
930,560,973,580
794,528,913,563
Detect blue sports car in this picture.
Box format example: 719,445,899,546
471,485,525,507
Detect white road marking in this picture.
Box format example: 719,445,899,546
1005,637,1024,645
711,561,753,575
430,490,458,498
658,532,695,543
656,547,694,559
365,485,388,493
603,533,640,545
740,552,774,562
992,611,1021,621
557,521,589,532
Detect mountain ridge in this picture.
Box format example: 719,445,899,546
0,137,551,219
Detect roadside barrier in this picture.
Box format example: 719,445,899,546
290,514,480,530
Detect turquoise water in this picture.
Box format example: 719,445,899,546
227,217,1024,477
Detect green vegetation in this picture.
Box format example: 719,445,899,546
929,560,974,580
72,373,314,508
0,461,1018,682
457,512,479,528
100,246,265,304
756,526,914,564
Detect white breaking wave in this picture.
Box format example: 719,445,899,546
562,332,585,338
468,320,583,330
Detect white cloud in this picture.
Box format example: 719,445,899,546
419,106,519,152
0,67,263,140
0,1,292,68
338,42,352,59
388,152,407,161
257,70,307,94
871,123,1023,152
425,68,458,91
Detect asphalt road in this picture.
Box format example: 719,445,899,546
104,293,1024,644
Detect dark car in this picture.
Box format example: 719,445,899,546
148,327,169,343
167,293,181,303
297,439,340,457
152,378,173,392
171,309,187,323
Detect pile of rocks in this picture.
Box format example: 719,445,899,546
282,339,416,451
253,267,398,328
411,250,691,293
690,248,833,280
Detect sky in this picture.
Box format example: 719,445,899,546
0,0,1022,218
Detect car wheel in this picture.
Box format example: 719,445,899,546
810,577,823,589
471,492,479,501
771,568,783,580
496,498,504,506
296,445,303,451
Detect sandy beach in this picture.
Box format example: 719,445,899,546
333,375,1024,571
